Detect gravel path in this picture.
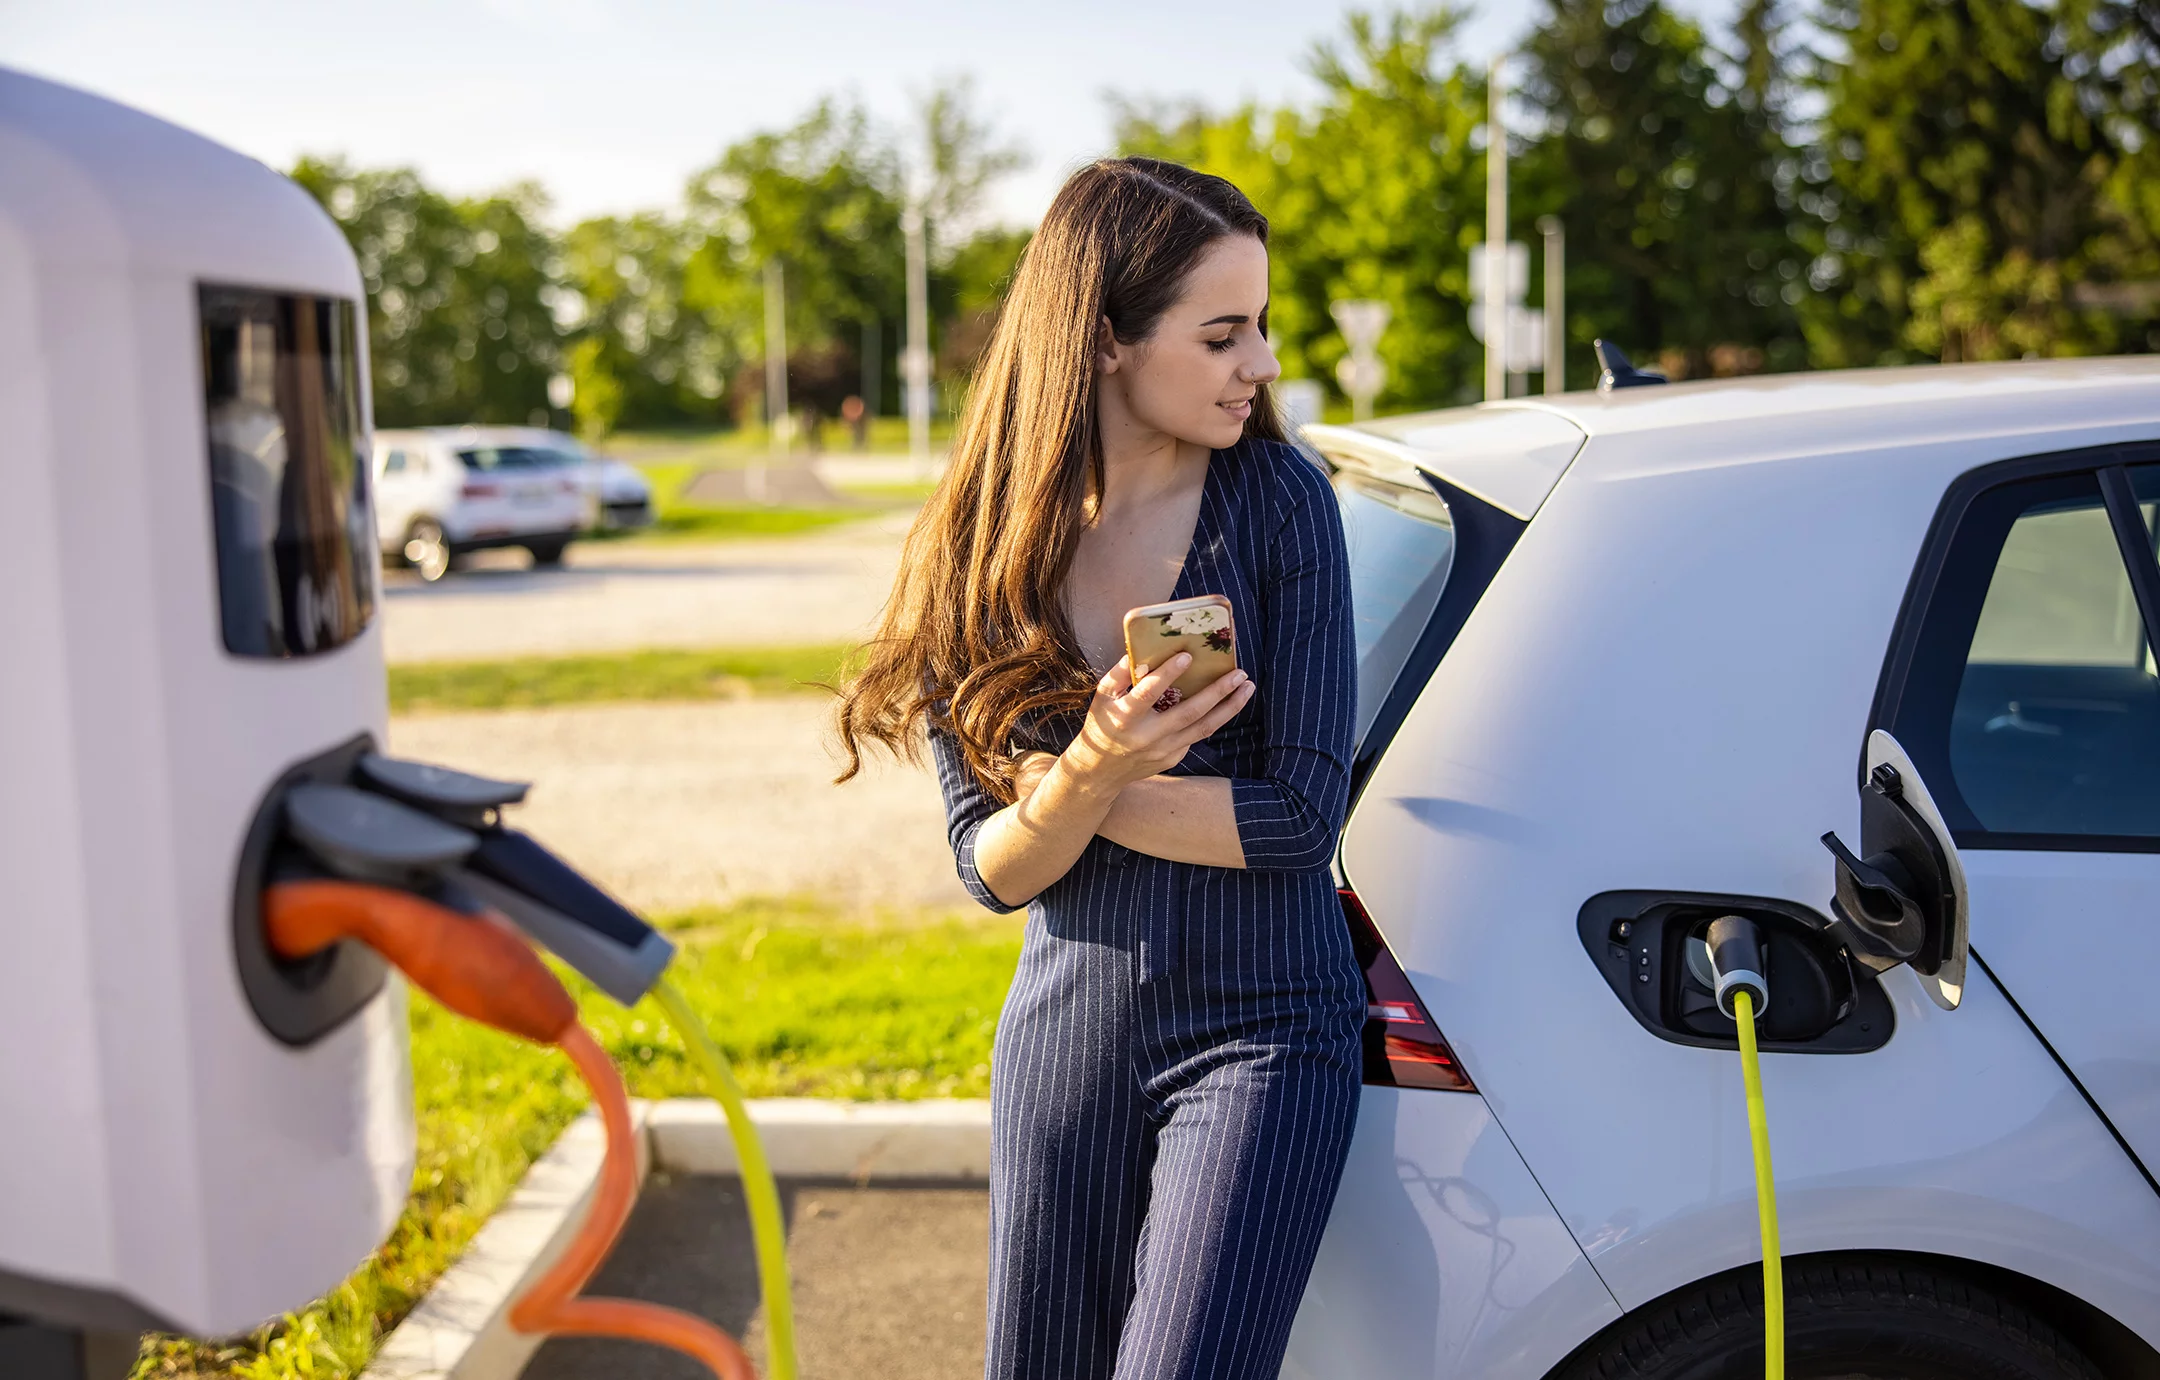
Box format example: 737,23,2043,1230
388,698,969,916
381,510,913,665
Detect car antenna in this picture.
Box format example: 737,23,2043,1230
1593,339,1668,392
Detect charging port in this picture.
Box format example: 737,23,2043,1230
233,734,391,1047
1578,890,1894,1054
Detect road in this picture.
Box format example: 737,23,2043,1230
520,1176,988,1380
381,510,912,664
388,698,970,916
380,511,973,917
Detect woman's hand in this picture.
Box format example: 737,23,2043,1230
1061,653,1255,795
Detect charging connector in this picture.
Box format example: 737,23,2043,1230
1705,914,1770,1023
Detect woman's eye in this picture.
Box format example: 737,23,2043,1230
1204,336,1236,353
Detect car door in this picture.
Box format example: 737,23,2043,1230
1871,448,2160,1175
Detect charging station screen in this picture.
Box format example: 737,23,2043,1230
200,286,376,658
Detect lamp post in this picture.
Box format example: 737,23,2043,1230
759,259,787,503
1539,216,1565,394
1485,54,1508,404
902,201,932,480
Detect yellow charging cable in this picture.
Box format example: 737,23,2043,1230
655,978,800,1380
1730,988,1785,1380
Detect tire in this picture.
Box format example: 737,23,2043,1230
1559,1258,2101,1380
402,519,452,583
524,537,570,567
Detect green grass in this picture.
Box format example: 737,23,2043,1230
578,454,909,546
132,897,1021,1379
388,644,853,714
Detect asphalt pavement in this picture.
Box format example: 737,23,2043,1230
519,1176,988,1380
380,509,912,664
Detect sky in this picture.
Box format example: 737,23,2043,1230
4,0,1734,230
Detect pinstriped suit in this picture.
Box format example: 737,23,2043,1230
932,438,1364,1380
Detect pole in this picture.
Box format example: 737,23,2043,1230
760,259,787,501
1485,56,1508,404
862,316,881,421
1539,215,1565,395
903,202,931,479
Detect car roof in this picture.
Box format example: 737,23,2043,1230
1314,358,2160,519
374,425,584,451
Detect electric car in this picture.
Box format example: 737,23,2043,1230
1285,359,2160,1380
372,426,593,580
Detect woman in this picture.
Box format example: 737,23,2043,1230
836,157,1361,1380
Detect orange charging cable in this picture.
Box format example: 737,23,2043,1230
263,879,759,1380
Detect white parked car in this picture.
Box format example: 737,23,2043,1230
1287,360,2160,1379
586,450,656,532
372,426,594,580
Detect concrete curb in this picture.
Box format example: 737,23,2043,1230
364,1104,652,1380
650,1098,992,1182
360,1098,991,1380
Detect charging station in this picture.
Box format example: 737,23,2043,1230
0,67,412,1369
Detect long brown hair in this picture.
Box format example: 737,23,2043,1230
834,156,1285,798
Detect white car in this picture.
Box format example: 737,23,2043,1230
586,451,656,531
1286,360,2160,1379
373,426,593,580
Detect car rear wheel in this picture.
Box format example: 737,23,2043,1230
524,537,569,567
1559,1259,2100,1380
403,519,452,583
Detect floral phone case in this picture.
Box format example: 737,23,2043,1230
1123,594,1237,711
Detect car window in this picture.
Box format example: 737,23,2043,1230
1333,469,1455,746
1925,471,2160,840
383,449,407,474
2137,464,2159,541
457,446,554,472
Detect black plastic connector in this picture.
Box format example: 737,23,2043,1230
1704,914,1769,1022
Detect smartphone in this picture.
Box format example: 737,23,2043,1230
1123,594,1237,711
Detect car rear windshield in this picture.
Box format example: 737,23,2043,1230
1332,468,1455,746
458,446,573,471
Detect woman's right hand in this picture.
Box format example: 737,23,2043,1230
1061,653,1255,794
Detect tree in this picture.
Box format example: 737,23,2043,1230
1806,0,2144,364
1514,0,1807,379
1118,10,1492,408
914,75,1029,257
682,100,907,434
291,158,561,427
558,212,730,436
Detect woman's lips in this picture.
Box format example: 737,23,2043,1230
1220,397,1253,420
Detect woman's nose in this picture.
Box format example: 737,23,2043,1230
1243,340,1282,386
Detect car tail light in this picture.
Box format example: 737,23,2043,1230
462,481,502,499
1340,887,1473,1091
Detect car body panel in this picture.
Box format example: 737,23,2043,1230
1961,849,2160,1183
1283,1088,1619,1380
1322,362,2160,1365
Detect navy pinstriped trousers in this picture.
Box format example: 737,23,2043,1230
932,439,1365,1380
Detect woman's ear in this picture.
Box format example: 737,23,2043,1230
1095,314,1121,376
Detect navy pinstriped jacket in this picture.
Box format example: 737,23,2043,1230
931,436,1357,972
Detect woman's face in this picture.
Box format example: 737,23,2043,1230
1100,234,1281,451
